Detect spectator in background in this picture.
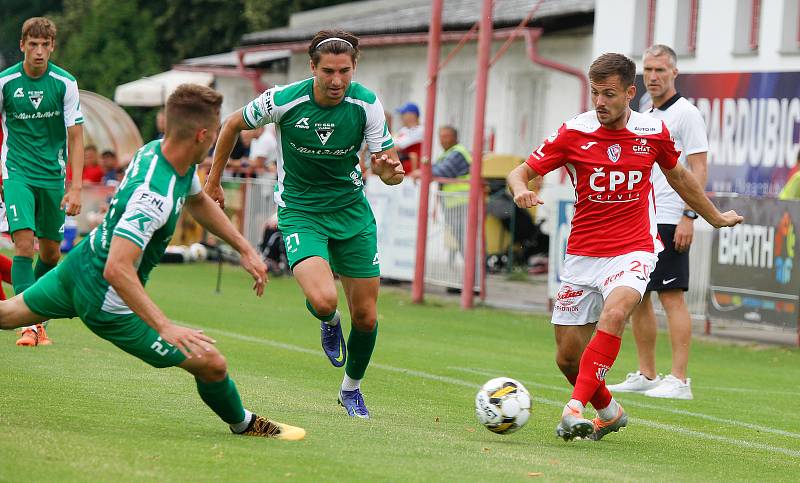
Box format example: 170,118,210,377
156,108,166,139
249,124,278,178
68,145,103,184
393,102,423,173
101,150,120,186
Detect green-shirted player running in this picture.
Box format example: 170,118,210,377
0,17,85,347
205,30,404,419
0,84,305,440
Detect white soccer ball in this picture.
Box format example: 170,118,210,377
189,243,208,262
474,377,532,434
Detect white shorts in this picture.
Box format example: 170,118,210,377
552,251,659,326
0,198,7,233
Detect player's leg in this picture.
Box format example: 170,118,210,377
280,208,346,366
607,292,662,392
5,179,40,345
645,289,693,399
0,260,74,334
0,294,50,330
329,219,380,419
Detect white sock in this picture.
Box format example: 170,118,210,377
566,399,585,413
325,311,341,327
23,325,37,333
596,398,620,421
341,374,361,392
230,409,254,433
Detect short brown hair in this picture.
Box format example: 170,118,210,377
21,17,56,42
308,30,360,65
589,53,636,88
165,84,223,139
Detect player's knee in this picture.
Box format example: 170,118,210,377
13,239,35,258
308,293,338,317
351,309,377,332
602,306,628,328
197,352,228,382
38,250,60,266
555,351,580,375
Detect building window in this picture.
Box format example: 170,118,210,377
632,0,658,56
780,0,800,53
674,0,700,55
733,0,761,54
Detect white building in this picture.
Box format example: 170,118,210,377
595,0,800,196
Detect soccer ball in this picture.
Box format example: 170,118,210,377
474,377,532,434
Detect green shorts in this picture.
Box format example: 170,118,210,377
3,178,65,241
22,254,185,368
278,197,380,278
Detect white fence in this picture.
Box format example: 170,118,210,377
223,176,482,292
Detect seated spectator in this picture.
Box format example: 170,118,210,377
68,145,104,184
394,102,423,173
249,125,278,178
101,150,121,186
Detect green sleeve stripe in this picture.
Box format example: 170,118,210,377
242,107,256,129
113,229,145,247
381,140,394,150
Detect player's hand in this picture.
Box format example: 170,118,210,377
712,210,744,228
371,153,404,185
512,190,543,209
61,185,82,216
159,323,216,359
203,182,226,209
674,217,694,253
240,248,268,296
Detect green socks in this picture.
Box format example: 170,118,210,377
34,259,57,280
11,256,35,295
195,375,246,425
345,323,378,380
306,299,338,324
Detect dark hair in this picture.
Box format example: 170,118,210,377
101,150,116,157
589,53,636,88
165,84,223,139
21,17,56,42
308,30,360,65
85,144,98,153
440,125,458,140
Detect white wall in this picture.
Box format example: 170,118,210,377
281,33,593,160
595,0,800,72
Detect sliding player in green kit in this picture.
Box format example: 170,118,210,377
205,30,404,419
0,84,304,440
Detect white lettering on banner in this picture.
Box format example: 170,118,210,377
691,97,800,171
718,224,775,269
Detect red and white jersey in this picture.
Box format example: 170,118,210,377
527,110,680,257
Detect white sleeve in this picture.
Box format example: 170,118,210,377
678,108,708,156
189,172,202,196
242,87,280,129
63,79,84,127
113,187,170,249
364,97,394,153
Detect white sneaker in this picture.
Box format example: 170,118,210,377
644,374,693,400
606,371,662,393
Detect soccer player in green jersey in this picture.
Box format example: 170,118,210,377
0,17,85,346
0,84,305,440
205,30,404,419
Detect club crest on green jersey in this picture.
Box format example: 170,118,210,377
28,90,44,109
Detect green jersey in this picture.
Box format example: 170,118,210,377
74,140,200,314
242,78,393,212
0,62,83,188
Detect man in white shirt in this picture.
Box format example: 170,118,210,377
608,44,708,400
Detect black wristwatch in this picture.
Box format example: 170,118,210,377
683,209,699,220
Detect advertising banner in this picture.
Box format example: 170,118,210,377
708,196,800,328
634,72,800,197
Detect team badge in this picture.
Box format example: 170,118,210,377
607,143,621,163
28,90,44,109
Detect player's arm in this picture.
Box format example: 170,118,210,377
673,151,708,252
62,121,85,216
370,146,404,185
507,163,544,208
204,109,248,208
103,237,215,358
662,163,742,228
186,190,267,296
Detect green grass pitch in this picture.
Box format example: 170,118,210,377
1,262,799,481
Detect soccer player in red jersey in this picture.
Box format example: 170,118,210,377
507,53,743,442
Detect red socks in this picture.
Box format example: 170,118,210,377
0,254,10,300
571,330,621,406
565,371,613,410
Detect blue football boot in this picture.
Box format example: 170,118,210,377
338,389,370,419
321,312,346,367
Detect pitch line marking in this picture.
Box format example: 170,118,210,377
202,327,800,459
454,367,800,441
